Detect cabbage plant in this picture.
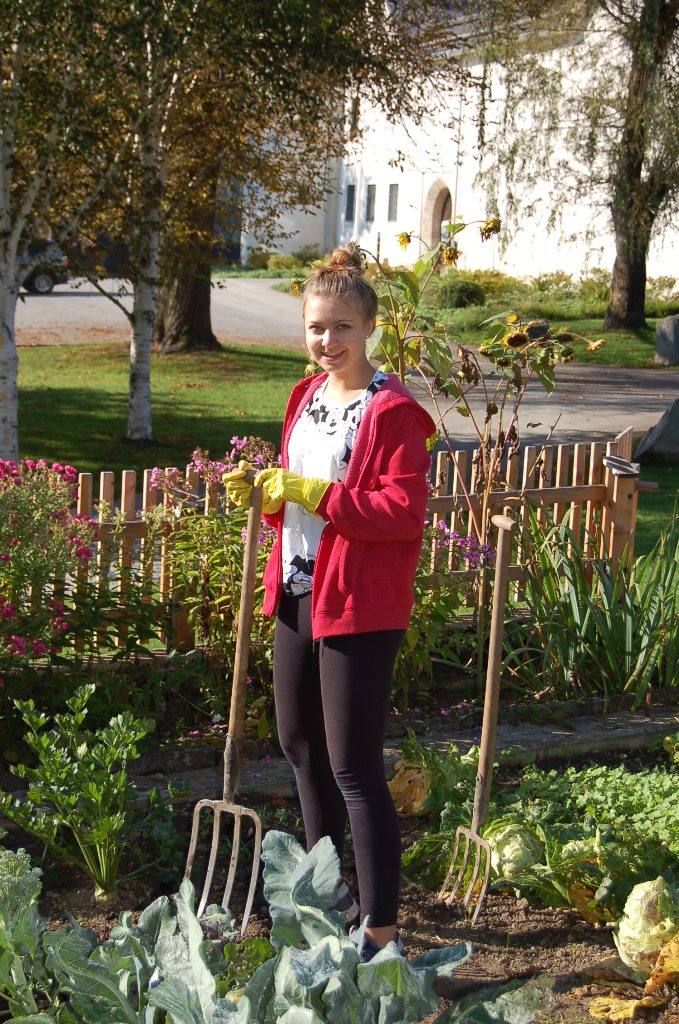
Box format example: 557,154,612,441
614,877,679,974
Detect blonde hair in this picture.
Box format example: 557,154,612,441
302,243,378,322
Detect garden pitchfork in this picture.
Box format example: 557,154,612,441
184,473,263,935
438,513,516,924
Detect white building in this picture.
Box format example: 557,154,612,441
243,23,679,283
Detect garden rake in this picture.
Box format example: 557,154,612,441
438,513,516,925
184,472,263,935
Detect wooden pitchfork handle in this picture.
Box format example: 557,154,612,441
223,470,264,803
471,513,516,835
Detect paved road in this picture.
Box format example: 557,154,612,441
15,276,305,348
15,277,678,445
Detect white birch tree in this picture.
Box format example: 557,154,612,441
0,0,132,458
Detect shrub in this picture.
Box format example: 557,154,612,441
578,267,611,304
244,248,271,269
0,460,97,681
291,241,323,265
434,272,486,308
267,252,300,271
530,270,576,297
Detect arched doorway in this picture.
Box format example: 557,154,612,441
421,181,453,248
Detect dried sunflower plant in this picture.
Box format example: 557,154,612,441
355,221,601,685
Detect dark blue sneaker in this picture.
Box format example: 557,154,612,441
333,880,360,930
359,933,406,963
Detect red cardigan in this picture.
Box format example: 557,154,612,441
262,373,435,638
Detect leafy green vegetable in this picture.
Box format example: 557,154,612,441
0,685,156,900
614,877,679,974
440,977,555,1024
218,829,475,1023
0,849,50,1017
486,824,544,879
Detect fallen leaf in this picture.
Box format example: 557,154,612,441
388,761,431,814
589,993,668,1021
645,935,679,996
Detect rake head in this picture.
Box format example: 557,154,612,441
184,798,263,936
438,825,491,926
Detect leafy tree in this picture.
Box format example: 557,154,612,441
151,0,467,354
474,0,679,328
0,0,132,459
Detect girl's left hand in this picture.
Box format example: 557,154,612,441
254,468,331,514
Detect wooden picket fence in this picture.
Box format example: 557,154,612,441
426,426,638,584
73,426,638,651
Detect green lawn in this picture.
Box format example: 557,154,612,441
272,281,666,368
434,309,662,368
634,463,679,556
19,342,308,478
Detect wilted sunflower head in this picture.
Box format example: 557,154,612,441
441,245,461,267
505,331,530,348
397,231,413,249
525,320,550,341
480,216,502,241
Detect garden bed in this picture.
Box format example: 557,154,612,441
22,739,678,1024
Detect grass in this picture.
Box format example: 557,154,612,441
634,463,679,556
431,307,663,368
271,280,667,367
19,342,308,478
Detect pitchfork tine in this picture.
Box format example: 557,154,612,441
439,515,516,924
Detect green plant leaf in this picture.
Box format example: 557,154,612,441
440,977,555,1023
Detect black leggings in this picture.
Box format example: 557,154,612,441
274,592,403,927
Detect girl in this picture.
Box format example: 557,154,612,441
224,244,434,961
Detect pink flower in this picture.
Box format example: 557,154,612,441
10,635,26,655
32,640,47,657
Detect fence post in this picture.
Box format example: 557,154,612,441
169,466,198,652
603,463,639,580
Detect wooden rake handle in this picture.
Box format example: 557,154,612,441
223,471,263,801
471,514,516,834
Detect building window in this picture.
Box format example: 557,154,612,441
388,184,398,222
345,184,355,222
366,184,376,223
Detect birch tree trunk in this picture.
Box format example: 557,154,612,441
0,278,19,460
127,119,162,443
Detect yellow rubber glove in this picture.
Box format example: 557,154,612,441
223,461,283,515
254,468,331,514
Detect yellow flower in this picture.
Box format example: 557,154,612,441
397,231,413,249
290,279,302,297
587,338,606,352
480,217,502,241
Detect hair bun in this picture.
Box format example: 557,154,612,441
319,243,364,276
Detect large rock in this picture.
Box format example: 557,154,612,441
635,397,679,463
655,315,679,365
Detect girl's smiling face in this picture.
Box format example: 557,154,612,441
303,294,375,386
